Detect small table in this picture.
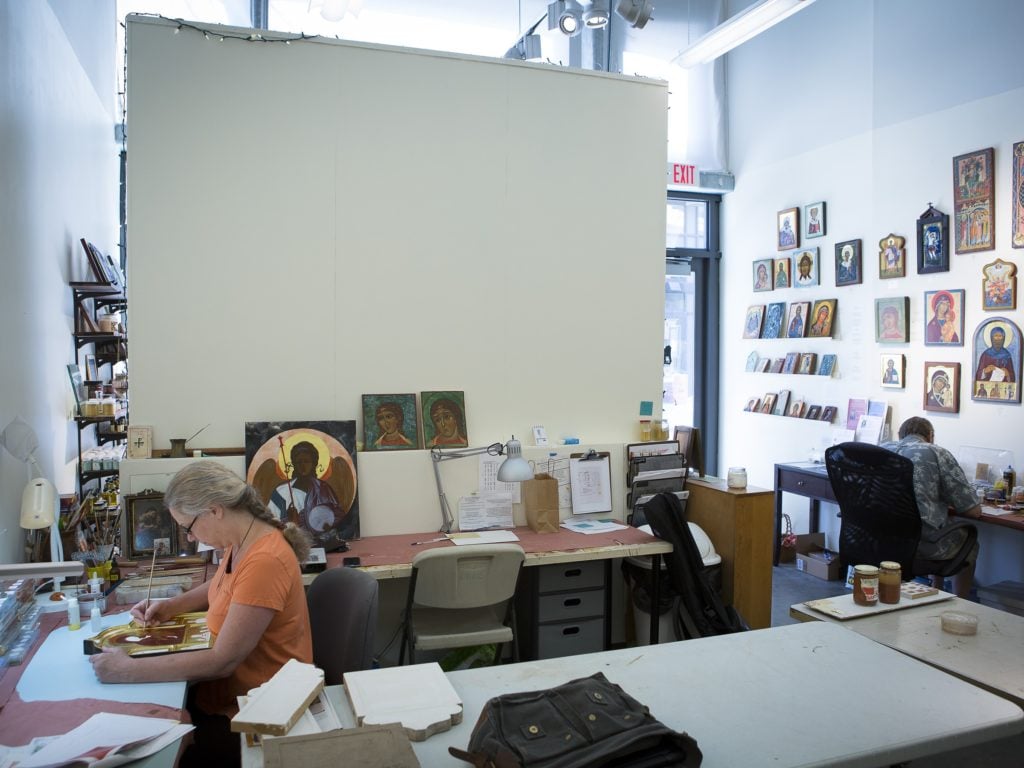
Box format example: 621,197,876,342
773,461,836,565
790,596,1024,708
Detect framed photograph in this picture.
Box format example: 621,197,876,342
982,259,1017,311
777,207,799,251
818,354,837,377
743,305,765,339
792,248,819,288
769,358,785,374
878,233,906,279
923,289,964,345
1014,140,1024,248
880,353,905,389
875,297,909,343
361,394,420,451
953,147,995,254
924,362,961,413
744,398,760,412
773,389,791,416
761,302,786,339
820,406,837,423
807,299,837,338
803,202,825,239
745,351,760,372
785,301,809,338
834,239,862,286
772,257,791,289
759,393,777,414
83,354,99,382
245,420,359,550
787,399,805,418
753,259,774,292
782,352,800,375
125,492,178,560
797,352,817,375
421,390,469,448
805,405,822,420
971,317,1022,403
916,205,949,274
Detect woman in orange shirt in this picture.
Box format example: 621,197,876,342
91,461,313,767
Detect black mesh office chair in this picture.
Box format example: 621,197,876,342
824,442,977,578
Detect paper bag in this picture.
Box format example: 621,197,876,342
523,473,560,533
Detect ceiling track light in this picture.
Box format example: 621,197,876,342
583,0,610,29
615,0,654,29
549,0,584,36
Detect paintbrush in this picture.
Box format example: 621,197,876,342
142,547,158,624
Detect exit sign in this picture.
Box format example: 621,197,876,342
667,163,696,186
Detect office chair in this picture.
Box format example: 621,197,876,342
399,544,524,666
824,442,977,579
306,566,379,684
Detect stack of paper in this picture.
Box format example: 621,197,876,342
560,518,627,535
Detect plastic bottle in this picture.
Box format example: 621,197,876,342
67,597,81,631
1003,466,1015,492
90,605,102,634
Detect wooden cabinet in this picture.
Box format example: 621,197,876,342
516,559,610,660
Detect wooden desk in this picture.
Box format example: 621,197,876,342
773,461,836,566
974,505,1024,532
311,623,1021,768
685,477,774,629
317,526,672,650
790,596,1024,708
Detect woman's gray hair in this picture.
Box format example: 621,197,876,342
164,460,311,562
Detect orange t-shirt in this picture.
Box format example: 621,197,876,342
195,531,312,716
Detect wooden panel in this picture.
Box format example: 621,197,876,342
231,660,324,736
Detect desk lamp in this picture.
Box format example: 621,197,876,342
431,436,534,533
0,418,81,592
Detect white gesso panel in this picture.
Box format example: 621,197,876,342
126,17,667,533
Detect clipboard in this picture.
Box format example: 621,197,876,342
568,451,612,515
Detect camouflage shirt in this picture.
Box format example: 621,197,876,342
882,434,977,533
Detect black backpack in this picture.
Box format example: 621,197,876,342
643,492,747,639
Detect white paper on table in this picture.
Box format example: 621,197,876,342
479,454,521,504
16,712,189,768
560,517,627,535
447,530,521,545
633,468,685,481
855,415,884,445
457,493,513,531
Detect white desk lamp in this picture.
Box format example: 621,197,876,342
0,418,82,591
431,436,534,533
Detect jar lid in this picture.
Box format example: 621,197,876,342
879,561,901,569
853,564,879,574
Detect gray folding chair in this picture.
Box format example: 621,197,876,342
306,566,379,684
399,544,524,666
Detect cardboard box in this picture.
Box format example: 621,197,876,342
778,532,823,564
794,532,842,580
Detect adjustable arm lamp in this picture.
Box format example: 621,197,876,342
431,436,534,534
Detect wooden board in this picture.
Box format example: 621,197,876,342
804,585,954,620
262,723,419,768
232,660,325,736
344,663,462,742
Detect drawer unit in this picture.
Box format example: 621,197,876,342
516,560,610,660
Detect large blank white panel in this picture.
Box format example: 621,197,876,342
126,17,666,531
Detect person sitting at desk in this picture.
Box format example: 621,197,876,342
90,461,313,767
882,417,981,598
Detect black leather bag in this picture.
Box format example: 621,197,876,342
449,672,701,768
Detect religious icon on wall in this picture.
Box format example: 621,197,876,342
953,147,994,254
742,305,765,339
875,297,909,343
773,390,791,416
797,353,817,375
820,406,837,423
362,394,420,451
421,390,469,448
834,239,862,286
761,302,786,339
878,233,906,279
1013,140,1024,248
916,205,949,274
971,318,1022,403
818,354,837,377
880,354,905,389
792,248,819,288
923,289,964,346
807,299,837,338
245,420,359,550
923,362,960,414
786,301,809,338
773,257,791,288
777,207,799,251
752,259,773,292
981,259,1016,311
803,202,825,240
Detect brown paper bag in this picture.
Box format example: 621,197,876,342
523,473,560,533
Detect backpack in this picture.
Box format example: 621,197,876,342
448,672,701,768
643,492,747,639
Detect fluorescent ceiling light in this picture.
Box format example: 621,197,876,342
673,0,817,68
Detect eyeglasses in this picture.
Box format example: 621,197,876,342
182,512,205,538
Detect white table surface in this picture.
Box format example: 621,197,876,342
313,622,1021,768
791,596,1024,708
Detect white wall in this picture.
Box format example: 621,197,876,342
722,0,1024,584
0,1,118,564
125,17,667,534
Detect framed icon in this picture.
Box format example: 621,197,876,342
916,205,949,274
777,207,799,251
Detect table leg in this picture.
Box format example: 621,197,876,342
773,467,784,566
650,553,661,644
810,499,820,537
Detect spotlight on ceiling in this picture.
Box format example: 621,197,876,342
548,0,584,36
583,0,611,29
615,0,653,29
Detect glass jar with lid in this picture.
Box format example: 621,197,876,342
853,565,880,606
878,561,901,604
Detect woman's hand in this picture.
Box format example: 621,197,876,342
89,647,135,683
129,599,171,627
